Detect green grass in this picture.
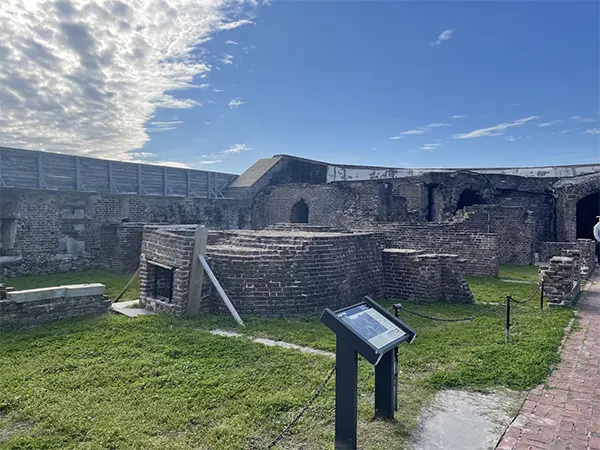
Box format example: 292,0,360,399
0,266,573,449
498,264,540,284
4,269,139,302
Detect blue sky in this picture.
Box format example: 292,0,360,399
2,0,598,173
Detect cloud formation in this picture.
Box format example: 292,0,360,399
451,115,466,119
0,0,256,160
453,116,539,139
570,115,596,123
538,120,562,127
389,136,403,140
429,29,454,46
229,98,245,108
401,129,426,135
583,128,600,135
420,142,442,150
198,143,251,165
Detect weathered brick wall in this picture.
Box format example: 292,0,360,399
139,227,196,315
0,188,251,277
358,223,498,276
539,240,596,277
542,255,581,306
453,205,536,264
383,249,474,303
207,230,384,316
98,223,146,275
0,283,108,330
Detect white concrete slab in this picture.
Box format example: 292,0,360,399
409,389,525,450
110,300,156,317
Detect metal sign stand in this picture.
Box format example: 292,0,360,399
321,297,416,450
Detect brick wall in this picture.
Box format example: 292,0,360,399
0,283,108,330
139,227,196,315
98,223,146,275
0,188,251,278
539,240,596,276
453,205,536,264
383,249,474,303
542,255,581,306
359,223,499,276
206,230,384,316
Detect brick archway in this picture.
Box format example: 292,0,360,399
555,174,600,241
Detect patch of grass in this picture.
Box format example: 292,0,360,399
498,265,540,284
0,266,573,449
4,269,139,302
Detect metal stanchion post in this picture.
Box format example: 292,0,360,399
505,296,511,344
540,281,544,310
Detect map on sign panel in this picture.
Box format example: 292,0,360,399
337,304,406,350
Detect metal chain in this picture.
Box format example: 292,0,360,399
510,283,542,304
396,302,504,322
266,364,336,450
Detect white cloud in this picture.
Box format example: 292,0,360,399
420,142,442,150
429,29,454,46
504,135,530,142
229,98,245,108
213,88,225,92
154,161,191,168
570,115,596,123
583,128,600,135
453,116,539,139
401,129,426,135
424,123,450,128
225,40,239,45
538,120,562,127
451,115,466,119
223,143,250,154
197,159,222,165
389,136,403,140
0,0,257,160
221,54,234,65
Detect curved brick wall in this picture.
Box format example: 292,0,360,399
206,230,384,316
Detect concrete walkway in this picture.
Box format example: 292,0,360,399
497,273,600,450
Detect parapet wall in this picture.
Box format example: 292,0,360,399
0,283,108,330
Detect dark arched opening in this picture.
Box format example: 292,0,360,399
576,192,599,239
290,199,309,223
455,189,486,212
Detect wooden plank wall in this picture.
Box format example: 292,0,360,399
0,147,237,198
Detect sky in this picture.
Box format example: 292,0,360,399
0,0,599,174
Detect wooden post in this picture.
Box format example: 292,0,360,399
186,169,191,197
186,225,208,316
37,151,43,188
108,161,113,193
75,157,81,191
199,254,244,326
163,166,168,196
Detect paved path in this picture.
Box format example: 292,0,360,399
497,273,600,450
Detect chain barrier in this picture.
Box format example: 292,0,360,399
266,363,336,450
395,302,504,322
395,281,543,322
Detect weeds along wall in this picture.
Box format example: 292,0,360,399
0,188,252,278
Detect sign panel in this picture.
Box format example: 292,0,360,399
337,304,406,351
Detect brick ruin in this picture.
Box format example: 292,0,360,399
0,147,598,315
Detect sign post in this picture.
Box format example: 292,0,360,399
320,297,416,450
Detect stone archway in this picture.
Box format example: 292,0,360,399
555,174,600,241
290,199,309,223
455,189,487,213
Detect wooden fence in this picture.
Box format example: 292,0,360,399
0,147,237,198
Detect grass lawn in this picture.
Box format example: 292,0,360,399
4,269,139,302
0,265,573,449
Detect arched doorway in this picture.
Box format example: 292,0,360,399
455,189,486,212
290,199,309,223
576,192,599,239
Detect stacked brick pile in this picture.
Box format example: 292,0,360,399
543,255,580,306
383,249,474,304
